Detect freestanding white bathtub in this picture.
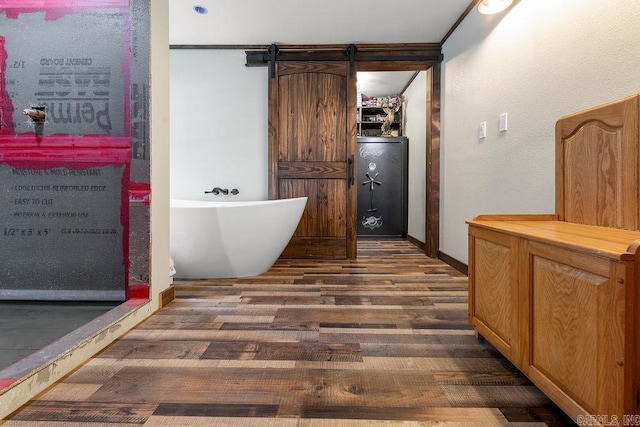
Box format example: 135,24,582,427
170,197,307,279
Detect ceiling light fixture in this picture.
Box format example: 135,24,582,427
193,5,208,15
477,0,513,15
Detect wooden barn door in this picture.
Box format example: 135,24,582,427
268,61,357,259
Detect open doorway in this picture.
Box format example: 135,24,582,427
356,65,439,258
356,75,409,239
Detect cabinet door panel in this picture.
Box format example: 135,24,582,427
531,256,604,411
526,242,625,418
468,228,520,364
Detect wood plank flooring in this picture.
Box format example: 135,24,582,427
1,239,576,426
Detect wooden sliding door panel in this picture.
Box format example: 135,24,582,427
278,179,317,236
278,162,347,179
281,237,346,259
278,72,346,162
269,60,356,259
279,178,346,237
317,179,347,237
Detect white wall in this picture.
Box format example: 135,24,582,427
441,0,640,264
170,50,268,201
404,71,427,242
150,0,171,307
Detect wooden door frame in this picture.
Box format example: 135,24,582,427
255,44,441,258
356,62,440,258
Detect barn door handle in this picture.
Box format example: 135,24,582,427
347,156,354,187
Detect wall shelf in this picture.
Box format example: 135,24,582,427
357,95,403,137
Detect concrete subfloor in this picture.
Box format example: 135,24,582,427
0,302,118,370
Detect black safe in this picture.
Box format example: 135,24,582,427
356,137,408,237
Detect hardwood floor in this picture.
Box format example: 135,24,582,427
1,239,576,426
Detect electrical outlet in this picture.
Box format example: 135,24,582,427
479,121,487,139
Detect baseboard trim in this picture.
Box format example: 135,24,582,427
437,251,468,276
406,235,425,250
159,286,175,308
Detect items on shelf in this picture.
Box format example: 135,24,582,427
357,94,404,137
359,94,402,108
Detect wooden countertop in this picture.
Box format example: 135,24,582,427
467,214,640,260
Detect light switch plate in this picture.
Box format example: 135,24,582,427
479,121,487,139
499,112,508,132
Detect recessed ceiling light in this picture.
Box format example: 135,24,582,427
193,5,208,15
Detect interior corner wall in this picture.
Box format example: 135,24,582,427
440,0,640,264
404,71,427,243
169,49,268,202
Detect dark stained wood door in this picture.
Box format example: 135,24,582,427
268,61,357,259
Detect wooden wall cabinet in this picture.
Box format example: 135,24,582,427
467,95,640,423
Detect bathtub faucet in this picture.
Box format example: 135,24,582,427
204,187,239,195
205,187,228,195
